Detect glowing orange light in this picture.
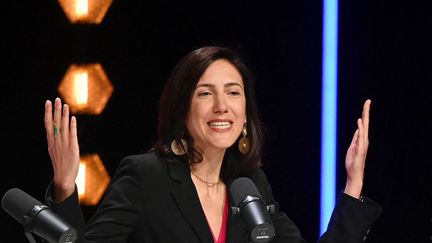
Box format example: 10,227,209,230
58,0,113,24
75,154,110,206
76,162,86,196
58,63,114,115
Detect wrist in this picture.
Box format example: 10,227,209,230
344,179,363,199
53,179,75,202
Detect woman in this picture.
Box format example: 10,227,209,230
44,46,381,242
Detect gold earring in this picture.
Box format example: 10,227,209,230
171,138,187,156
238,124,250,154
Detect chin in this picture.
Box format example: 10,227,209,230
212,140,237,150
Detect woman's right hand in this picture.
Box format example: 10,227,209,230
44,97,80,202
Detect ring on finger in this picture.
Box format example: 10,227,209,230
54,123,60,137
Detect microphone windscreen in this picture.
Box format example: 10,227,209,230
230,177,262,206
2,187,42,224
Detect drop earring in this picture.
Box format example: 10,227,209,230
238,124,250,154
171,138,187,156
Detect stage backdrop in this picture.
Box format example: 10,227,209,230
1,1,431,242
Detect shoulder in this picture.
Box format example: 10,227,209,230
248,168,271,192
113,152,170,182
248,168,269,185
119,152,164,170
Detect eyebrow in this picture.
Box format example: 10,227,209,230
196,82,243,89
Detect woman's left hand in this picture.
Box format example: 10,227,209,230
344,99,371,199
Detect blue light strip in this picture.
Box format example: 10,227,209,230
320,0,338,235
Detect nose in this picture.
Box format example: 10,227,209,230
213,94,228,114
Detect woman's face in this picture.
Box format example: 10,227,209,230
186,59,246,153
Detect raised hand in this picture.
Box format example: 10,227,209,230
344,99,371,199
44,97,80,202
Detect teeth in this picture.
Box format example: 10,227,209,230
209,121,232,129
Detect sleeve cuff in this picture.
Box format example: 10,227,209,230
320,191,382,242
44,181,85,236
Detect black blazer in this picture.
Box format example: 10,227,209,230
47,152,381,243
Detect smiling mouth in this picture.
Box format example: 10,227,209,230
208,121,232,129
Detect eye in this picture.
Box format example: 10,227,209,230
227,90,242,96
197,91,212,97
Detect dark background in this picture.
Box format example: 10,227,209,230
1,1,431,242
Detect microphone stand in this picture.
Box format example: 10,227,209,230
24,232,37,243
23,214,38,243
23,206,49,243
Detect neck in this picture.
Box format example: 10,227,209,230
191,148,225,184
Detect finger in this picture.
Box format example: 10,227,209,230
350,129,359,147
357,118,364,145
44,100,54,136
61,104,70,142
362,99,371,141
53,97,62,140
44,100,55,148
70,116,79,152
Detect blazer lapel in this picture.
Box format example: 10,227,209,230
167,158,214,243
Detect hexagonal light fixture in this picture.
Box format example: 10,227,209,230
58,63,114,115
58,0,113,24
75,153,111,206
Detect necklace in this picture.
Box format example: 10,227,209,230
191,170,221,187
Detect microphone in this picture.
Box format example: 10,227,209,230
230,177,275,243
1,188,77,243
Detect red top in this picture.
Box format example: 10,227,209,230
207,192,229,243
